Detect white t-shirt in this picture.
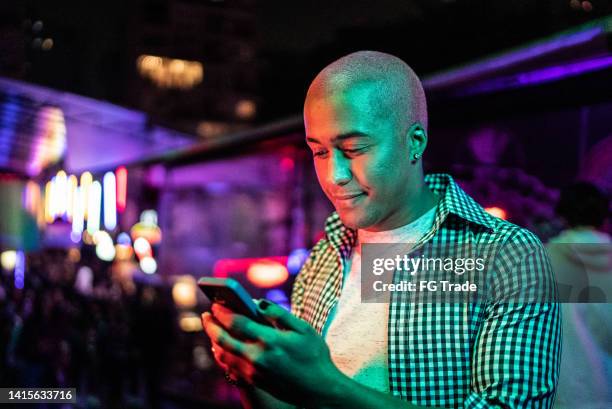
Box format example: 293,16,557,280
323,206,437,393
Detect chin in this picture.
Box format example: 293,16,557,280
336,209,374,230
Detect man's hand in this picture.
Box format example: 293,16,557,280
201,299,344,407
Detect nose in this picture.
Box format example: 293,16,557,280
328,150,352,186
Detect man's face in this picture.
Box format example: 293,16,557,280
304,83,414,231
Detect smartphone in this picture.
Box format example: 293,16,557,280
198,277,270,325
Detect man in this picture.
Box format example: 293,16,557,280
202,51,560,409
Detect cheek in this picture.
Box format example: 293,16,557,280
313,160,336,202
352,156,393,192
313,161,328,188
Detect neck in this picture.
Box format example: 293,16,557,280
363,178,439,232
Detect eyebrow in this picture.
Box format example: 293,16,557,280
306,131,370,144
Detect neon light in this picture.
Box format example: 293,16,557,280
49,177,57,220
44,181,53,223
66,175,77,220
14,251,25,289
423,26,604,89
80,172,93,219
457,55,612,96
72,186,85,236
55,170,68,218
103,172,117,230
86,181,101,234
518,55,612,85
213,256,288,278
116,166,127,213
0,96,20,167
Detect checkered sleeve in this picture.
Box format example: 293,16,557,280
465,229,561,409
290,239,324,319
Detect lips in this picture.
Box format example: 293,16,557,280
331,192,366,206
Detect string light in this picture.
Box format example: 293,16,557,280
103,172,117,230
116,166,127,213
66,175,77,220
71,186,85,238
86,181,101,234
80,172,93,219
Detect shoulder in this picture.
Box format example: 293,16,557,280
492,218,544,247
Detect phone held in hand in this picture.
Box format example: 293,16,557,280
198,277,271,326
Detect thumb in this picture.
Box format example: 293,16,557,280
257,299,311,333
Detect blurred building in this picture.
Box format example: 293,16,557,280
0,0,261,140
0,3,26,79
127,0,261,136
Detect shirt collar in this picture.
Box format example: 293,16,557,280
324,173,495,254
424,173,495,231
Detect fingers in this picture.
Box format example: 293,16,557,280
211,303,277,342
210,342,230,372
202,311,250,357
211,342,256,383
256,299,313,334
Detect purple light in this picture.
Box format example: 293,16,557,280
456,55,612,96
517,55,612,85
264,289,290,311
0,96,19,166
424,27,604,89
14,251,25,289
287,248,309,275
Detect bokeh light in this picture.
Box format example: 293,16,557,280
247,260,289,288
140,256,157,274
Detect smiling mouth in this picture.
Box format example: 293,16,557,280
332,192,366,205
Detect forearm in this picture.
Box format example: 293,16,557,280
312,373,449,409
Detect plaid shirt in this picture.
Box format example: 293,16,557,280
291,173,561,409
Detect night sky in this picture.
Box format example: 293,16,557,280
5,0,612,125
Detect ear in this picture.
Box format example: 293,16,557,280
407,123,428,160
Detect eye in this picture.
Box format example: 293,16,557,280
312,149,328,158
342,147,367,157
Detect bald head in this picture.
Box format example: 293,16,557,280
305,50,428,132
